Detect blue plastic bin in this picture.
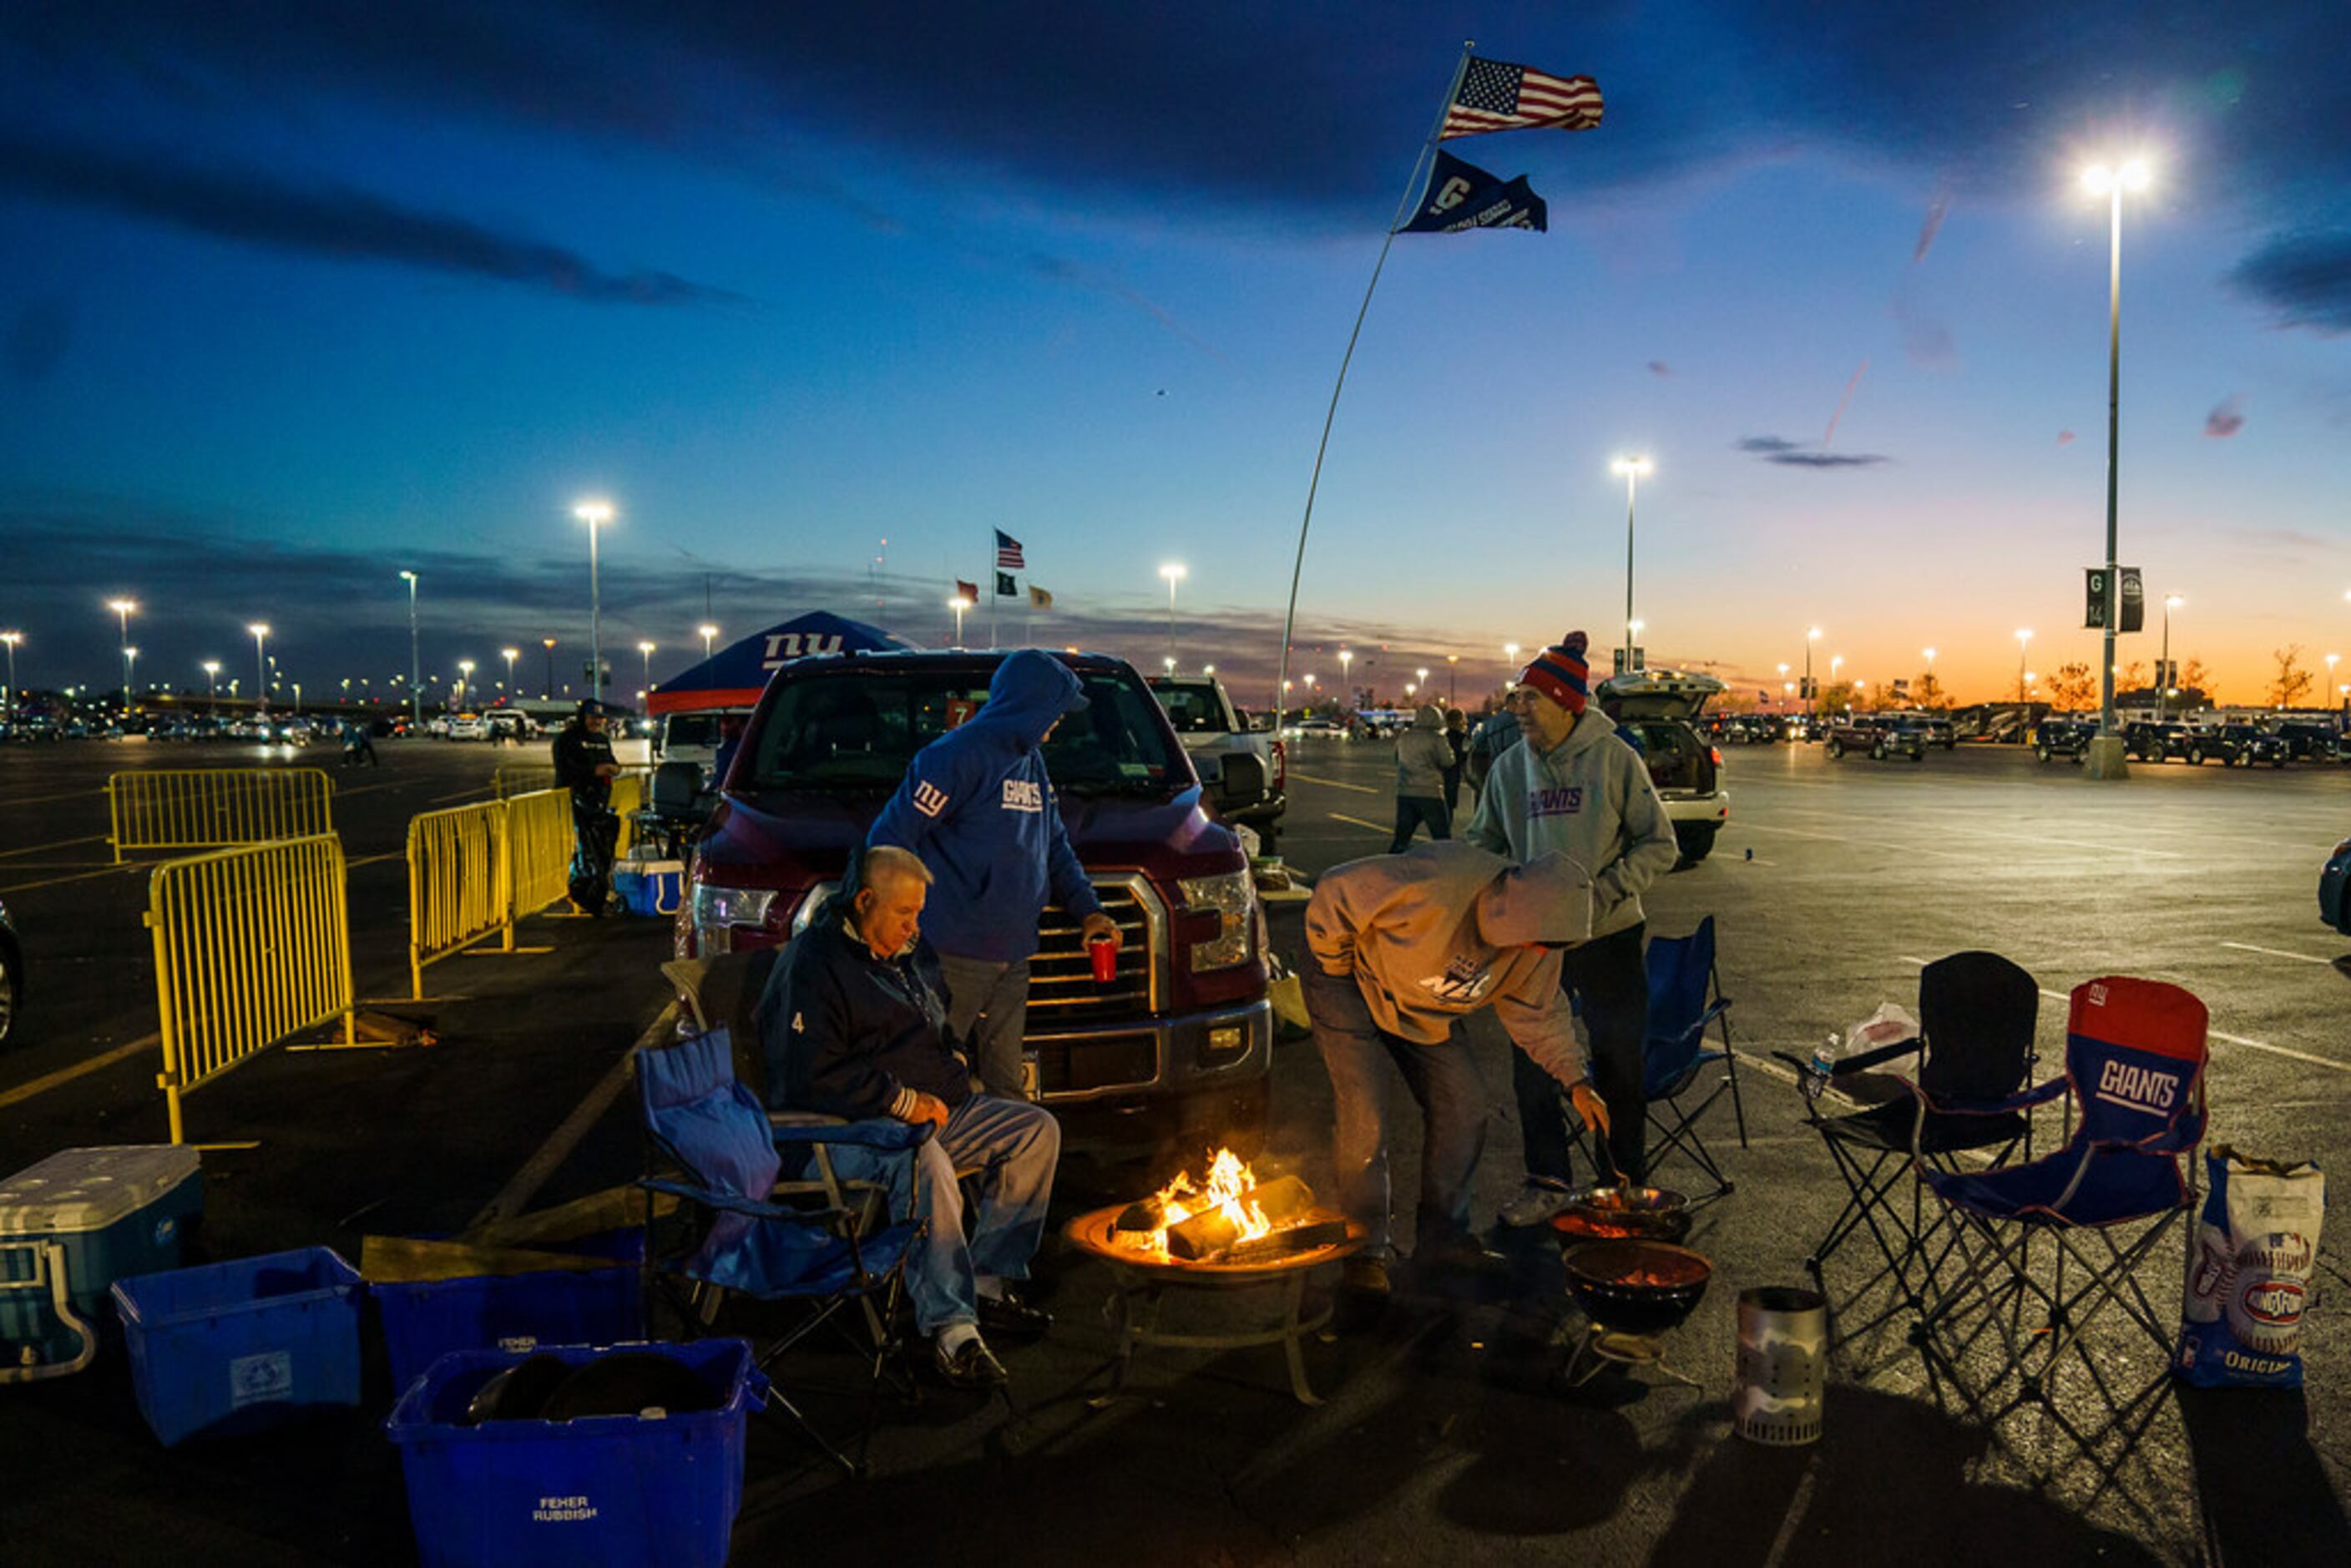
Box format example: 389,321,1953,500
112,1247,364,1445
374,1229,645,1394
386,1338,765,1568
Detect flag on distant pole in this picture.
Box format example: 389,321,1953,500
995,571,1017,598
1440,57,1602,139
1397,149,1548,233
994,530,1026,570
955,579,979,602
1029,584,1054,609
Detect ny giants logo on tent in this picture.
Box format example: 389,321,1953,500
761,631,845,668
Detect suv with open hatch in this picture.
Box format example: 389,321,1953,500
1147,674,1287,853
1595,668,1730,865
680,649,1272,1151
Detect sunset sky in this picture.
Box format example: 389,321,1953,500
3,4,2348,710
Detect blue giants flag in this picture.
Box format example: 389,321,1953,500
1398,150,1547,234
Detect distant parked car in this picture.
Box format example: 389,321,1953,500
2204,725,2289,769
1597,668,1731,864
2323,836,2351,936
0,897,22,1048
2276,721,2342,763
2124,721,2202,763
1149,674,1287,854
1825,715,1925,762
2035,718,2096,764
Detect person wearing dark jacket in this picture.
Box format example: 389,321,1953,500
1389,702,1455,852
551,700,620,914
1441,708,1469,812
755,845,1060,1390
867,650,1120,1100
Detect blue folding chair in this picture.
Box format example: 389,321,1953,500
636,1026,925,1475
1909,976,2208,1461
1640,917,1747,1196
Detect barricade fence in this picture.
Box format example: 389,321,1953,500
146,832,355,1144
109,767,335,862
492,763,557,800
406,800,511,998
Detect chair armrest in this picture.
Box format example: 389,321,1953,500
1696,999,1732,1030
639,1177,851,1227
1902,1075,2067,1118
1838,1034,1923,1075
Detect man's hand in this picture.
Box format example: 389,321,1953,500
1569,1080,1611,1137
1080,911,1122,952
901,1090,951,1130
597,761,621,779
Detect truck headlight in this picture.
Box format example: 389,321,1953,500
689,882,776,953
1177,870,1256,972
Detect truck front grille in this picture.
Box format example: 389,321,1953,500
1025,880,1156,1027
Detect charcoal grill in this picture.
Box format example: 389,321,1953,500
1560,1239,1713,1389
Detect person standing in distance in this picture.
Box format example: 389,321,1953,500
1388,701,1455,852
553,698,623,916
1468,632,1678,1218
868,650,1121,1100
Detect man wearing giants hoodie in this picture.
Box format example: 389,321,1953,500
1469,632,1679,1220
1305,842,1610,1299
869,650,1123,1100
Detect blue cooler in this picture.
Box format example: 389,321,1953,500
0,1145,203,1382
113,1247,364,1445
387,1338,765,1567
611,856,684,918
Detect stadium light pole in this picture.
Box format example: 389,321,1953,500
1612,456,1652,673
1447,653,1459,705
200,660,219,706
1338,647,1353,707
637,640,655,701
124,646,138,700
249,623,270,714
697,623,719,660
948,594,969,649
2015,628,2033,706
2161,593,2185,714
573,499,614,702
0,630,20,720
1159,563,1186,672
1922,646,1938,707
398,569,422,728
1805,626,1823,716
501,646,518,695
456,659,474,710
106,597,137,706
2082,156,2152,776
541,638,557,700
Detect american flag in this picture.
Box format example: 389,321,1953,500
994,529,1025,570
1440,57,1602,139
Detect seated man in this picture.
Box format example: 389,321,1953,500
753,844,1059,1390
1304,840,1610,1302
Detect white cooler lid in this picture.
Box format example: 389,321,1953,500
0,1146,202,1234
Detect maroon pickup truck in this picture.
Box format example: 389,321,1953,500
679,649,1272,1151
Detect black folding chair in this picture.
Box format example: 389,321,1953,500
1775,952,2038,1340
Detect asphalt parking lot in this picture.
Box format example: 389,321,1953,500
2,730,2346,1565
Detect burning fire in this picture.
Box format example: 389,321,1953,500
1123,1148,1272,1257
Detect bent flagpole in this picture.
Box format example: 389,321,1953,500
1272,42,1474,718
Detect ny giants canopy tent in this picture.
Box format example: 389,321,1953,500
645,611,911,716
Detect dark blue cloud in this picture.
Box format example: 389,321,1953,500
1737,435,1888,468
2228,231,2351,335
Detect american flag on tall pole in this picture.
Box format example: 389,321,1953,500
994,529,1026,570
1440,57,1603,139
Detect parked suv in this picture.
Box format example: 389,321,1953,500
1825,715,1925,762
2035,718,2095,763
1596,668,1730,864
683,650,1271,1150
2204,725,2290,768
1147,674,1287,853
2277,721,2342,763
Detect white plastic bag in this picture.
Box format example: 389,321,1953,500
1843,1002,1919,1058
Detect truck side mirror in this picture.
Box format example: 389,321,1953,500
652,760,713,822
1192,753,1226,785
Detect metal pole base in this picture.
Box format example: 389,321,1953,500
2082,736,2131,779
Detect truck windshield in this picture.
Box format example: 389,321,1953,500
1150,681,1232,735
748,667,1189,797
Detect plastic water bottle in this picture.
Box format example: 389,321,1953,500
1805,1034,1838,1100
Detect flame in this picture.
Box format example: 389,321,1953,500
1121,1147,1272,1257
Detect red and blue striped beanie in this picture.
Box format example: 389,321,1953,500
1520,632,1590,714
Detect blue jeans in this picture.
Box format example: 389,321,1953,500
1305,963,1487,1259
1389,795,1452,852
937,953,1033,1100
1512,922,1648,1186
825,1094,1060,1336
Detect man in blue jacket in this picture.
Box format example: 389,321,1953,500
755,845,1059,1390
868,650,1121,1100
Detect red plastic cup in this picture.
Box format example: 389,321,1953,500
1088,934,1118,984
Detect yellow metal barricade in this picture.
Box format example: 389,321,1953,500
611,771,645,857
493,764,557,799
109,767,335,862
406,800,511,998
503,787,576,920
145,833,356,1144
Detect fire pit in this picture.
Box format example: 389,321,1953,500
1559,1239,1713,1389
1063,1151,1364,1406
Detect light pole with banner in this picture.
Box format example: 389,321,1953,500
399,569,422,729
2082,156,2152,777
2161,593,2183,714
1612,457,1651,673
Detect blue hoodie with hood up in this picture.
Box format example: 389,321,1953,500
867,650,1105,962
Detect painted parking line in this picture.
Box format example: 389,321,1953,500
1896,954,2350,1076
2220,940,2334,966
1327,812,1390,833
0,786,104,807
1742,822,1969,861
0,864,139,896
0,834,108,862
1290,772,1380,795
0,1034,157,1111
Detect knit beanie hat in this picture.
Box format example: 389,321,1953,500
1520,632,1590,715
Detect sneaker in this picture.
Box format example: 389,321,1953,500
1498,1183,1575,1228
933,1333,1009,1390
1341,1256,1393,1301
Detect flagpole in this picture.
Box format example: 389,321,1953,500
1272,40,1474,718
988,530,999,649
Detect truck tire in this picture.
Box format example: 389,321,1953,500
2036,743,2052,762
1674,823,1718,865
1826,739,1843,759
1870,741,1887,761
2187,746,2203,765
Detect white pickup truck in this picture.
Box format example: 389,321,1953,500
1147,674,1287,854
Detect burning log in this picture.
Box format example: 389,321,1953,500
1219,1219,1348,1266
1113,1198,1165,1235
1165,1175,1317,1262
